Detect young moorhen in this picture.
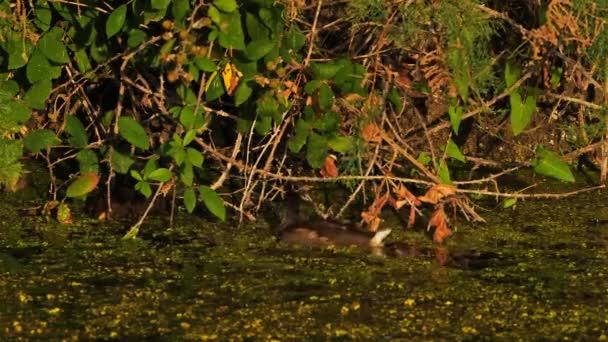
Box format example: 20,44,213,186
277,191,392,248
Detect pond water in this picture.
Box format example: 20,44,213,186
1,184,608,340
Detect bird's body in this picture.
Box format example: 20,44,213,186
277,191,391,248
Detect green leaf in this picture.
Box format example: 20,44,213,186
66,173,99,198
246,12,270,41
24,79,52,110
0,81,19,97
110,148,134,174
437,160,453,185
283,26,306,51
445,139,466,162
26,49,62,83
448,104,462,135
151,0,171,11
143,158,158,178
254,115,272,135
214,0,238,12
127,29,147,49
183,130,197,146
184,187,197,213
180,162,194,186
502,197,517,209
199,185,226,221
74,49,92,73
312,112,340,133
24,129,60,153
34,0,52,31
106,4,127,38
122,225,140,240
186,147,204,168
65,116,88,148
288,119,310,153
311,62,343,80
510,92,536,136
118,116,149,150
328,136,352,153
387,88,403,113
2,100,31,133
531,147,574,183
135,180,152,198
217,12,245,50
130,169,143,181
147,168,172,182
304,80,321,95
5,31,33,70
38,27,69,64
256,91,280,119
76,149,99,174
205,72,226,101
317,83,334,111
245,39,274,60
0,139,23,189
306,133,328,168
505,62,521,88
453,71,469,102
180,105,195,128
234,81,253,106
171,0,190,22
417,152,431,166
194,56,217,72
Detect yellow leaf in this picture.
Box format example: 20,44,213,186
204,70,218,94
221,62,243,95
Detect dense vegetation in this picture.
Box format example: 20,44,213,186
1,0,608,240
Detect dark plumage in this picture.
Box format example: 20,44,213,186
277,191,392,248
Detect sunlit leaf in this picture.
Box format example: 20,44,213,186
147,168,172,182
106,4,127,38
306,133,328,168
531,146,574,183
317,83,334,111
510,92,535,136
57,203,73,224
448,104,462,135
234,81,253,106
214,0,237,12
24,129,60,153
171,0,190,22
245,39,274,60
445,139,465,162
38,27,69,64
199,185,226,221
328,136,352,153
186,147,204,168
184,187,196,213
118,116,149,150
311,62,342,80
76,149,98,174
66,173,99,198
65,116,88,148
505,61,521,88
24,79,52,110
26,49,62,83
109,149,134,174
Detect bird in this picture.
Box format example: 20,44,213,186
276,191,392,249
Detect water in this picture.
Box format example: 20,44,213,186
1,187,608,340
